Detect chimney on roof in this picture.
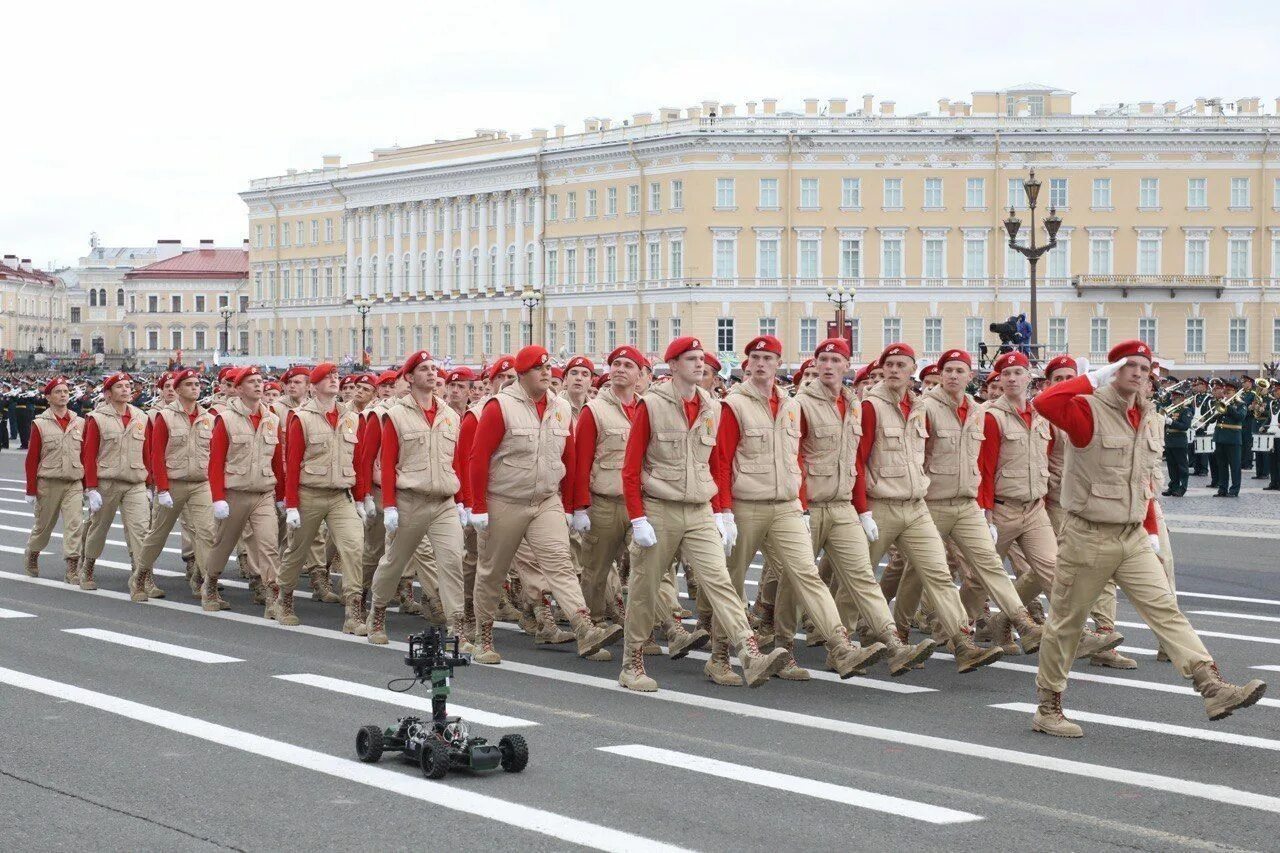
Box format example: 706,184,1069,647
157,239,181,245
322,154,341,167
938,98,951,114
1239,97,1260,114
745,100,757,116
701,100,719,116
762,98,777,115
554,124,565,137
1195,97,1206,115
531,128,548,139
829,97,847,115
880,101,895,116
199,239,215,249
19,259,33,272
600,118,612,131
1139,101,1154,114
804,98,819,116
633,112,652,125
242,238,250,246
720,104,736,117
1163,100,1177,114
659,107,680,122
584,118,600,132
686,105,702,120
862,94,874,114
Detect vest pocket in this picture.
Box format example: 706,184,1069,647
881,426,904,450
1089,482,1126,500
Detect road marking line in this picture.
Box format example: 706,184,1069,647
7,569,1280,813
1176,591,1280,607
0,607,36,618
0,543,299,590
1165,513,1280,528
0,508,180,536
1114,619,1280,647
598,744,981,825
990,703,1280,752
63,627,243,663
0,666,685,853
0,524,181,556
1117,646,1157,656
1250,666,1280,673
274,674,537,728
1189,609,1280,625
1167,527,1280,541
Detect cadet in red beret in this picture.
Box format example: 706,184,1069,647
918,363,940,389
1043,354,1078,382
280,366,311,412
852,364,875,398
444,367,475,416
662,335,704,362
794,357,818,390
561,356,595,419
487,355,516,384
23,375,85,584
606,346,648,370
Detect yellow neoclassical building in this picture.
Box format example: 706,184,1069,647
241,84,1280,374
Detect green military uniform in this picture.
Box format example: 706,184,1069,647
1162,401,1193,496
1211,390,1247,497
1191,389,1211,476
1264,395,1280,491
1240,386,1257,471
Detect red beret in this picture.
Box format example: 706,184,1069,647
744,335,783,357
1107,339,1153,364
339,374,359,389
436,368,449,382
565,355,595,374
488,356,515,381
797,358,816,378
400,350,434,377
1044,354,1077,378
879,342,916,363
703,351,722,373
234,366,262,386
217,366,235,381
446,367,476,384
985,371,1002,386
42,376,68,396
937,348,972,369
814,338,850,359
663,336,704,362
594,372,609,389
919,363,940,379
376,370,399,387
281,365,311,383
992,351,1030,373
264,380,282,392
172,368,200,387
606,346,649,370
853,364,873,384
514,345,551,373
102,372,131,392
309,363,338,385
155,372,172,389
550,366,564,380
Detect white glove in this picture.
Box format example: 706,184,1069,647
212,500,230,520
1148,533,1161,554
717,511,738,555
86,489,102,514
456,503,469,526
802,512,812,531
631,516,657,548
362,495,376,517
157,491,173,508
470,512,489,532
354,499,367,522
859,511,879,543
989,523,999,544
24,494,35,505
571,509,591,534
383,506,399,533
285,508,301,529
276,500,286,513
1074,356,1091,376
1087,358,1127,390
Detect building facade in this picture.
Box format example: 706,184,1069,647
241,84,1280,374
0,254,68,354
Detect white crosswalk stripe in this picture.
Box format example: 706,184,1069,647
274,673,538,728
0,507,180,536
1190,609,1280,625
63,627,244,663
1177,591,1280,607
0,607,36,618
990,703,1280,751
1115,619,1280,647
0,523,182,555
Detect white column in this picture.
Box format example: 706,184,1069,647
345,211,356,297
425,203,437,294
514,191,526,290
458,196,471,295
477,194,488,293
359,209,371,298
494,192,507,293
376,207,389,299
440,200,453,295
532,189,544,291
390,204,403,299
407,203,419,297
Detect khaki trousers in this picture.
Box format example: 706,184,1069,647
408,533,438,590
462,525,478,613
925,498,1027,621
84,479,149,565
1037,514,1211,692
280,486,363,598
1089,501,1177,631
579,494,629,620
27,477,84,560
138,479,214,575
892,538,987,627
878,546,909,601
626,498,753,650
207,489,278,583
993,498,1056,605
370,492,464,614
180,526,194,563
362,492,386,591
866,498,967,642
476,495,587,625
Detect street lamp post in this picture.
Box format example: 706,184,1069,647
825,282,854,344
1003,168,1063,362
218,304,235,356
520,287,541,346
353,297,373,365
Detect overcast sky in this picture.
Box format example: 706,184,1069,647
5,0,1278,270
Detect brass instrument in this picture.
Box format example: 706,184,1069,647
1193,378,1269,428
1250,378,1273,418
1163,394,1197,416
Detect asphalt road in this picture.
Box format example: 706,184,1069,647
2,450,1279,852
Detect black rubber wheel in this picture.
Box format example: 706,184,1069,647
499,734,529,773
420,739,450,779
355,725,384,763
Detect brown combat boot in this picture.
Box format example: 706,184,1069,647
1010,610,1043,655
534,604,575,645
618,642,658,692
423,594,447,626
78,557,98,591
736,635,790,688
449,611,474,654
366,605,389,645
1192,661,1267,721
144,569,165,599
185,558,202,598
309,567,341,603
985,612,1020,656
776,642,811,681
573,610,621,658
704,638,741,686
237,552,251,579
517,603,539,635
665,621,710,660
202,574,230,612
23,550,38,577
952,632,1004,674
496,590,523,623
396,578,422,614
64,557,79,585
1075,627,1123,660
276,588,300,626
1026,598,1046,625
641,632,663,655
1156,647,1171,662
1091,648,1138,670
342,595,368,636
247,576,266,606
128,566,149,603
880,630,937,677
473,621,501,664
824,628,887,679
1032,687,1083,737
263,582,280,621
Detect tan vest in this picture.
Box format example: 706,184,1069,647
32,409,84,482
1060,384,1160,524
294,398,360,490
723,381,802,503
583,386,634,498
987,395,1051,502
1045,422,1066,505
220,398,280,493
384,394,461,499
158,402,214,483
919,387,985,501
863,385,929,501
639,381,719,504
89,403,148,484
488,383,572,503
560,390,587,423
795,381,860,503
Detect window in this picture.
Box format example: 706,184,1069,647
585,247,598,284
671,179,683,209
647,242,660,281
625,244,639,282
1186,318,1205,354
923,178,943,209
716,318,734,353
1006,240,1026,281
839,238,861,280
147,329,158,350
1230,177,1250,209
1273,318,1280,354
881,236,903,279
566,191,578,219
842,178,861,208
254,225,263,248
1048,235,1070,278
297,221,305,245
670,240,683,278
281,223,290,247
585,321,597,357
758,317,777,338
1089,235,1113,274
546,250,558,288
923,237,945,280
965,178,985,209
1090,317,1110,354
715,178,736,208
1274,177,1280,209
799,318,818,354
586,189,598,217
70,307,81,323
798,238,820,280
648,181,660,213
757,238,779,279
883,178,903,209
194,295,206,313
605,320,617,351
565,247,577,284
648,317,660,353
759,178,779,208
310,220,319,244
606,186,618,216
1138,238,1160,274
117,288,125,307
171,329,183,350
89,290,97,307
846,318,861,353
1008,178,1026,210
627,184,639,214
268,224,276,247
669,316,681,340
1228,237,1251,279
148,294,158,313
626,318,637,346
882,317,902,347
1049,178,1068,208
548,194,558,221
1047,317,1067,353
1139,317,1158,350
800,178,819,208
963,236,986,279
1229,318,1248,354
605,245,618,283
566,321,577,353
923,317,942,354
1139,178,1160,209
713,238,735,280
1188,178,1207,208
1092,178,1112,209
1186,237,1207,275
170,294,182,312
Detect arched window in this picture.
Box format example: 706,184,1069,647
370,256,378,286
402,253,411,283
89,290,97,307
525,245,535,286
452,249,462,286
386,254,395,288
98,288,106,305
116,288,125,306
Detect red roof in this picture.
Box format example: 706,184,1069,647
125,248,248,280
0,259,58,286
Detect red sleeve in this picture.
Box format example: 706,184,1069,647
573,407,598,510
560,422,576,513
151,415,171,492
1143,500,1158,535
852,401,876,514
354,415,381,502
272,440,285,502
622,401,651,521
467,399,505,515
1032,374,1095,448
24,427,41,495
710,404,739,513
144,417,153,480
977,412,1001,511
208,416,228,502
284,416,306,508
456,411,477,508
379,419,399,509
82,417,100,489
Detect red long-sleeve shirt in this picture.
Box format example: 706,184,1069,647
852,395,913,514
284,407,341,508
1032,374,1157,533
207,412,285,503
457,409,479,509
621,395,703,521
467,397,575,515
571,398,642,510
712,391,782,513
24,413,72,495
150,408,201,493
354,412,382,502
81,410,148,490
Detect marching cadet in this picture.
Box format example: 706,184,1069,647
131,369,216,603
561,355,594,418
444,367,475,416
853,343,1004,673
344,373,376,415
1161,388,1194,497
79,373,151,592
1211,377,1246,498
365,350,466,644
918,363,941,391
467,345,620,664
23,377,85,583
204,366,284,614
1031,340,1266,736
792,357,818,391
263,379,282,409
619,337,792,691
12,383,33,448
280,363,367,633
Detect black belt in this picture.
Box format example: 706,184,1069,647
1218,425,1242,430
1167,429,1186,434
